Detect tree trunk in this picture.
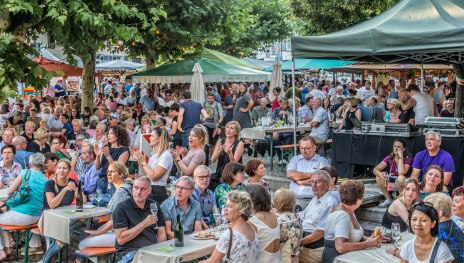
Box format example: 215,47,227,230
453,63,464,117
81,50,96,114
144,50,156,70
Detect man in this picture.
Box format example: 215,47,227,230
158,90,175,111
356,98,371,121
367,96,384,122
27,108,42,129
251,97,270,126
54,80,65,98
67,119,84,144
22,121,35,145
125,119,136,147
411,130,455,190
12,136,33,169
223,84,238,125
202,93,223,146
440,99,455,117
359,80,375,101
177,90,208,148
308,82,326,101
287,136,329,199
0,128,15,150
0,145,22,187
308,98,329,144
160,176,203,239
190,165,215,228
78,143,100,195
113,176,166,262
433,82,446,112
109,112,121,126
298,96,314,122
397,88,416,127
48,108,63,132
271,97,294,165
299,170,338,263
90,109,107,125
406,84,435,124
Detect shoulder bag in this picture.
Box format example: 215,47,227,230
224,227,233,262
6,169,31,208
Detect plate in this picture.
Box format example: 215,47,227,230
191,232,218,240
84,204,95,209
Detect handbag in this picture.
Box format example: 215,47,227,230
6,169,31,208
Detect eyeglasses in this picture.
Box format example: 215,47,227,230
195,176,211,180
299,145,315,151
175,185,193,191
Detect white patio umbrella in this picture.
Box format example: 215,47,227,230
191,62,205,102
268,57,282,101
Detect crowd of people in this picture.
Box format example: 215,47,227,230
0,75,460,263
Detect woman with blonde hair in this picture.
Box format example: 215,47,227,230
420,165,447,200
170,124,207,177
201,191,259,263
26,128,51,153
78,161,133,250
273,189,303,263
384,98,401,123
211,121,244,189
133,127,172,204
337,97,361,131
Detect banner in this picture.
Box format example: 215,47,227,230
140,133,154,163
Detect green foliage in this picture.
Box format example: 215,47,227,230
290,0,400,35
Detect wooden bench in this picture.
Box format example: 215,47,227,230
0,223,38,263
75,247,116,263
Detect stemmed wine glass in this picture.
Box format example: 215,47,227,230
391,222,401,246
212,206,221,231
95,189,102,208
88,193,95,206
150,203,159,229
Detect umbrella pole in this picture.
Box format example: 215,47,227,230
420,63,424,91
292,57,297,154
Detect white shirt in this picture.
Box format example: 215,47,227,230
147,150,173,186
400,237,454,263
287,154,329,198
412,92,434,124
310,107,329,142
299,191,338,232
359,86,375,101
309,89,327,101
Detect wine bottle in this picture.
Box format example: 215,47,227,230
174,214,184,247
76,181,84,212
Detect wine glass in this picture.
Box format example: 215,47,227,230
150,203,159,229
95,189,102,208
391,223,401,246
212,207,221,231
88,193,95,205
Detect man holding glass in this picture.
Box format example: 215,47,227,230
190,165,216,229
113,176,166,263
160,176,203,239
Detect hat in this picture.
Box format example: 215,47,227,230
279,97,289,102
307,82,315,87
110,112,121,121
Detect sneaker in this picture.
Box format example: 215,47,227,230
282,159,288,165
20,246,43,255
378,199,393,208
278,160,284,165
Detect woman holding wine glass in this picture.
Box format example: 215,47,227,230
78,161,133,250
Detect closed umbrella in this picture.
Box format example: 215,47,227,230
268,57,282,102
191,62,205,102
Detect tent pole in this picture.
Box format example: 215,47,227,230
292,57,297,154
420,63,424,91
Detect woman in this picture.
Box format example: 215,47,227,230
26,128,51,154
233,83,253,129
322,180,382,263
133,127,172,204
82,107,91,128
70,108,80,121
374,139,414,207
95,93,104,107
0,153,48,260
420,165,447,200
42,159,85,263
422,193,464,263
323,97,331,113
214,162,245,210
95,125,130,193
243,158,268,189
94,122,107,146
384,99,402,123
381,178,419,232
273,189,303,263
170,124,207,177
337,97,361,131
396,202,454,262
200,191,259,263
211,121,244,189
78,162,132,250
50,135,71,159
246,184,281,262
105,95,117,111
452,186,464,231
60,113,73,137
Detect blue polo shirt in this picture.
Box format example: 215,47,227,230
160,196,202,234
190,186,215,226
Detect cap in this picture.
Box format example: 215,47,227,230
279,97,289,102
110,112,121,120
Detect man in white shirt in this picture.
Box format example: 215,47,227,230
299,169,338,263
406,84,435,124
309,98,329,144
287,136,329,199
308,82,326,101
359,80,375,101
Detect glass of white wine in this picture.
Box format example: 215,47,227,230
391,222,401,246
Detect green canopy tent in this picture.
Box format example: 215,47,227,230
199,49,261,70
241,57,273,70
130,57,271,83
264,59,355,72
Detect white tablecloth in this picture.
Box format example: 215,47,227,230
241,125,312,140
0,187,9,201
335,233,414,263
38,205,108,243
133,234,217,263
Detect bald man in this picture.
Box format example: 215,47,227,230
12,136,33,168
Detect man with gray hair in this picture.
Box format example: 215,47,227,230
78,141,100,195
12,136,33,169
411,130,455,190
190,165,215,227
308,98,329,144
161,176,203,239
299,170,339,263
67,119,84,144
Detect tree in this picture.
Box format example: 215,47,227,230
290,0,400,35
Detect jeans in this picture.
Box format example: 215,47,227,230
43,237,64,263
118,250,137,263
181,127,192,148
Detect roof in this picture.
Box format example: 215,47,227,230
95,59,145,71
264,59,355,72
292,0,464,64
